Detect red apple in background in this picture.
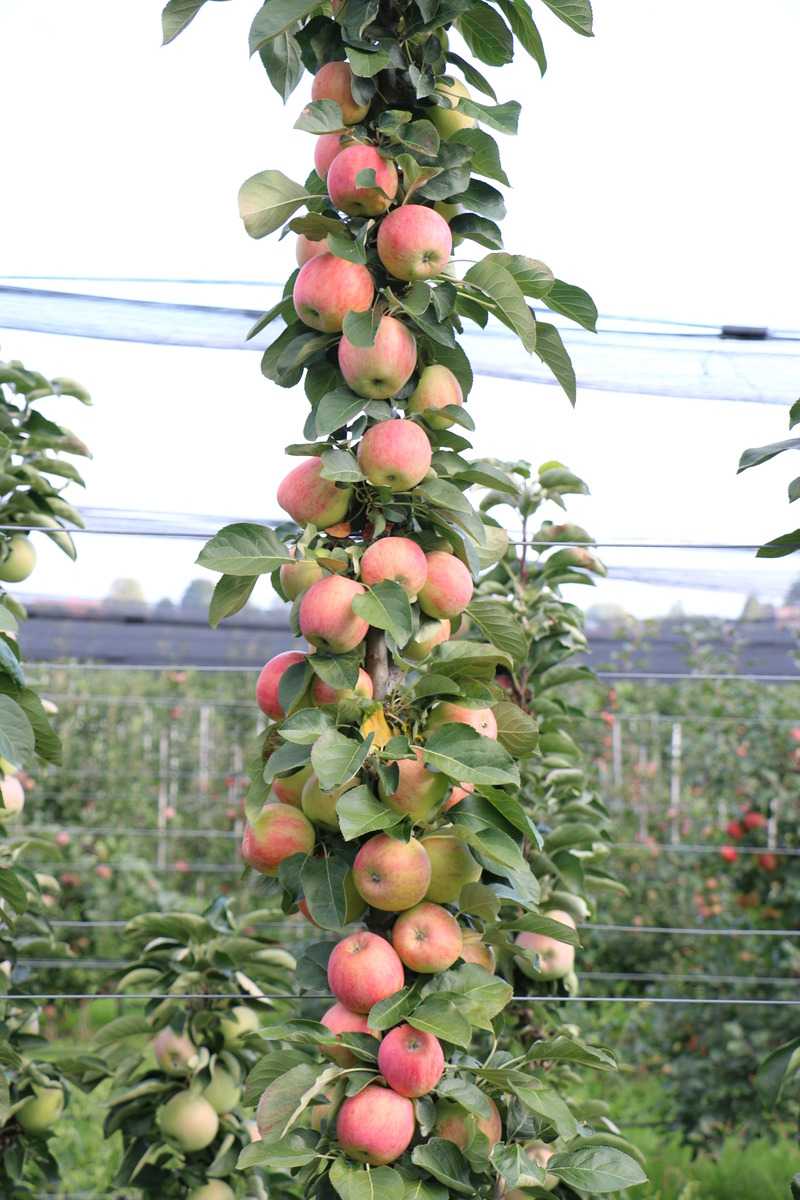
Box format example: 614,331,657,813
357,419,432,490
360,536,428,598
280,556,325,600
720,845,738,863
293,253,374,333
320,1001,380,1066
327,144,399,217
407,364,464,429
743,811,768,831
339,315,417,399
377,204,452,281
418,551,473,619
725,820,743,840
311,668,373,705
460,930,496,971
444,781,474,811
758,852,778,871
272,762,314,807
377,1025,444,1097
336,1084,415,1164
379,747,448,822
152,1027,196,1074
353,833,432,911
327,931,405,1012
515,909,577,981
296,234,328,266
277,456,352,528
241,803,315,876
404,617,450,662
391,901,463,972
435,1096,502,1150
255,651,306,720
311,61,369,125
301,773,357,829
421,832,481,903
299,575,369,653
426,701,497,739
314,132,348,179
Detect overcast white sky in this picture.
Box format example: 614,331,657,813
1,1,798,616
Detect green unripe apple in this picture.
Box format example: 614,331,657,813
203,1064,242,1114
17,1085,64,1134
220,1005,259,1047
158,1090,219,1152
189,1184,235,1200
0,535,36,583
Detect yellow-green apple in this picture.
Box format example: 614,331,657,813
152,1027,195,1074
391,901,463,972
301,772,358,829
241,802,315,875
379,747,448,822
328,144,398,217
203,1064,241,1114
337,1084,415,1164
16,1086,64,1134
426,701,497,739
360,536,428,597
460,929,496,971
404,617,450,661
339,315,417,399
277,456,352,528
444,781,473,811
320,1001,380,1067
314,131,348,179
429,79,476,139
418,551,473,618
189,1184,235,1200
377,1025,444,1097
311,667,373,705
0,535,36,583
255,650,307,720
507,1142,558,1193
299,575,369,652
515,909,576,981
357,419,431,490
220,1005,260,1046
158,1090,219,1152
0,774,25,818
300,870,365,925
434,1097,502,1150
293,253,374,333
272,761,314,807
421,832,481,903
327,930,405,1012
280,555,326,600
407,364,464,429
353,833,432,911
376,204,452,281
296,234,328,266
311,61,369,125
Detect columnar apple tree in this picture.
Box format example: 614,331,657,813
181,0,647,1192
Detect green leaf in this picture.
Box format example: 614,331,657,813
311,729,372,790
309,652,361,690
539,0,594,36
264,741,311,784
492,701,539,756
254,1062,340,1143
464,258,536,352
458,2,514,65
450,129,508,184
466,600,528,664
321,447,365,483
545,279,598,331
368,983,421,1031
409,995,473,1047
260,32,305,101
342,308,381,349
411,1139,473,1195
488,253,554,299
457,97,521,135
450,214,503,249
505,912,580,946
446,52,498,101
196,523,292,576
399,119,441,156
0,680,61,765
423,963,512,1029
424,723,518,786
512,1080,577,1139
238,1137,318,1170
790,398,800,428
496,0,546,73
208,574,257,627
549,1147,647,1192
93,1014,152,1049
239,170,316,238
315,388,368,436
525,1036,616,1071
249,0,323,53
352,581,414,647
0,639,24,687
330,1159,405,1200
337,784,404,841
756,529,800,558
738,436,800,473
433,641,513,680
756,1035,800,1105
533,322,577,404
436,1076,493,1118
0,695,35,766
0,866,28,914
347,46,393,77
295,99,345,134
301,854,351,929
279,708,334,744
161,0,214,45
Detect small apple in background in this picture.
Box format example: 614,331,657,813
293,253,374,333
299,575,369,653
418,551,473,618
444,781,473,811
311,668,373,705
357,419,432,490
377,204,452,281
434,1096,502,1150
280,555,325,600
241,803,315,875
16,1085,64,1134
314,131,348,180
515,909,577,981
203,1063,242,1114
327,931,406,1013
421,833,481,903
0,774,25,818
296,234,328,266
379,747,448,822
0,534,36,583
426,701,497,739
352,833,432,911
758,852,778,871
271,762,314,807
301,773,358,829
311,61,369,125
320,1001,380,1067
720,845,738,863
189,1183,235,1200
460,929,496,971
152,1027,196,1074
377,1025,444,1097
327,144,399,217
158,1090,219,1152
339,315,417,399
725,819,743,840
277,456,352,528
404,617,450,661
391,901,463,972
360,536,428,598
336,1084,415,1164
220,1005,260,1047
743,810,768,831
429,78,476,139
255,650,307,720
408,364,464,429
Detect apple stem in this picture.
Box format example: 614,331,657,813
365,626,390,700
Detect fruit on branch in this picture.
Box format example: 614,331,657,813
391,901,463,972
429,79,475,139
515,909,577,981
311,667,373,704
220,1005,260,1046
421,832,481,904
339,316,417,400
460,929,496,971
301,772,358,829
408,364,464,429
507,1142,558,1193
434,1096,502,1150
418,551,473,618
404,617,451,661
327,930,405,1013
296,234,329,266
743,810,768,831
352,832,432,911
0,774,25,818
720,845,738,863
327,144,399,217
189,1183,235,1200
444,781,474,811
336,1083,415,1164
158,1090,219,1152
0,534,36,582
357,418,432,490
360,536,428,598
758,852,778,871
152,1026,196,1074
241,802,315,875
379,747,449,822
203,1064,242,1114
16,1085,64,1134
314,131,348,180
272,762,314,807
426,701,497,739
293,253,374,333
376,204,452,282
255,650,307,720
277,456,352,529
300,870,365,925
311,61,369,126
725,819,743,840
280,555,325,599
320,1001,380,1066
377,1024,445,1097
299,574,369,652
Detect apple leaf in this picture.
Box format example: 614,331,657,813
352,581,414,647
545,279,598,331
549,1147,647,1192
408,995,473,1047
539,0,594,37
295,100,345,134
249,0,324,53
423,724,519,786
411,1139,474,1194
301,853,351,929
336,784,404,841
197,522,292,576
464,258,536,352
255,1062,341,1143
458,2,514,66
311,729,373,790
208,574,257,627
330,1159,406,1200
238,170,317,238
368,982,422,1031
0,695,35,767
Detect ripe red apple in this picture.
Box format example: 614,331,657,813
296,234,328,266
293,253,374,333
404,617,450,662
158,1090,219,1152
377,204,452,281
435,1096,501,1150
312,61,369,125
301,772,357,829
357,419,432,490
311,667,373,705
153,1027,196,1074
241,803,315,875
361,536,428,597
299,575,369,653
515,909,577,981
426,701,497,739
320,1001,380,1066
339,315,417,400
460,930,496,971
421,833,481,903
758,852,778,871
444,781,473,812
327,144,399,217
429,79,476,139
277,456,352,528
255,650,307,720
720,845,738,863
418,551,473,619
743,811,768,831
337,1084,415,1164
327,931,406,1012
0,775,25,818
391,901,463,972
407,364,464,429
725,819,743,840
379,748,448,822
353,833,432,911
377,1024,444,1097
272,762,314,807
314,132,348,180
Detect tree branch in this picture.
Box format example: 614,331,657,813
365,627,390,700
